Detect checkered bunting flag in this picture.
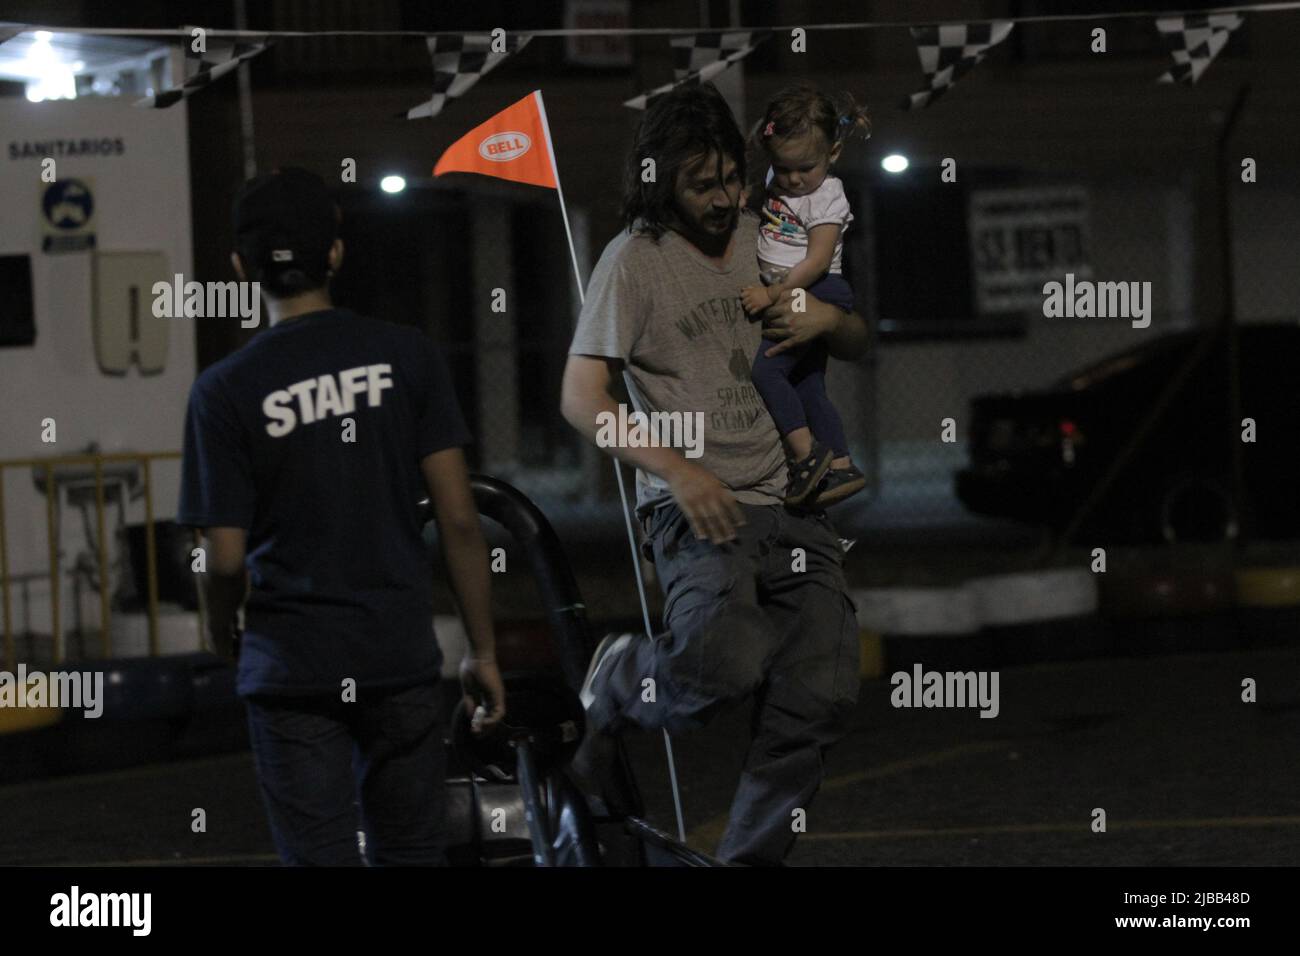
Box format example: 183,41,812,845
901,21,1014,110
670,31,756,82
624,31,762,111
135,31,270,108
1155,13,1244,85
406,33,532,120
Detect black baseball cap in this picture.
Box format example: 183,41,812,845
233,166,339,282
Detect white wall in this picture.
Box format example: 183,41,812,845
0,95,193,645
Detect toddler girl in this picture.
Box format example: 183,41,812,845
740,84,870,508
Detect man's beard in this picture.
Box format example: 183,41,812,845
666,199,739,250
695,203,738,234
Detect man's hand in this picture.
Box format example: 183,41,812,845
668,460,746,544
740,283,776,315
562,355,747,544
204,623,239,662
460,656,506,734
194,528,249,664
759,289,844,357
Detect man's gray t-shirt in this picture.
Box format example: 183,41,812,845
568,211,785,518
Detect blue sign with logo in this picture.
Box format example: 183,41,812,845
41,178,96,253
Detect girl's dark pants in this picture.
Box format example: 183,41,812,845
750,273,855,458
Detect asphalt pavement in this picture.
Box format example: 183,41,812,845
1,643,1296,866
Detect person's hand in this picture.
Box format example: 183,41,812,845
668,461,746,544
205,624,239,662
760,289,842,357
459,655,506,734
740,284,775,315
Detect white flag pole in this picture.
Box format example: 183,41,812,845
533,89,688,845
533,90,586,307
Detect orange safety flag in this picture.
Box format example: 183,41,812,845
433,90,558,189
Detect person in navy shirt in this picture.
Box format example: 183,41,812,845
178,167,505,865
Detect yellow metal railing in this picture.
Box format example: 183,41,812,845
0,451,182,670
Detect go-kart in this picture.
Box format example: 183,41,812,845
428,475,724,867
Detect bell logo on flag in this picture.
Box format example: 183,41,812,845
433,89,589,309
479,131,532,162
434,91,558,189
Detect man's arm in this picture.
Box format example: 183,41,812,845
823,306,869,361
560,354,745,543
421,446,505,730
421,447,495,661
195,527,247,659
560,355,694,486
761,290,869,361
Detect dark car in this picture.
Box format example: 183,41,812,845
955,323,1300,544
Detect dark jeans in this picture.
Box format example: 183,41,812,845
750,272,854,458
244,680,447,866
587,501,861,865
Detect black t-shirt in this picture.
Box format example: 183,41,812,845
177,308,472,697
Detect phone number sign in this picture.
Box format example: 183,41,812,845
968,185,1091,314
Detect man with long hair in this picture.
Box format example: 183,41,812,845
561,84,867,865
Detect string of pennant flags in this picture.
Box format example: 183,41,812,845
1156,12,1245,83
135,31,273,108
622,31,764,111
2,2,1295,38
405,32,532,119
0,5,1274,115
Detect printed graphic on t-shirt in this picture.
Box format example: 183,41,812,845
261,363,393,437
759,196,805,246
670,293,770,434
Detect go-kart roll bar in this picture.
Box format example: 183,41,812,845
423,475,591,690
426,474,728,866
422,474,644,820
